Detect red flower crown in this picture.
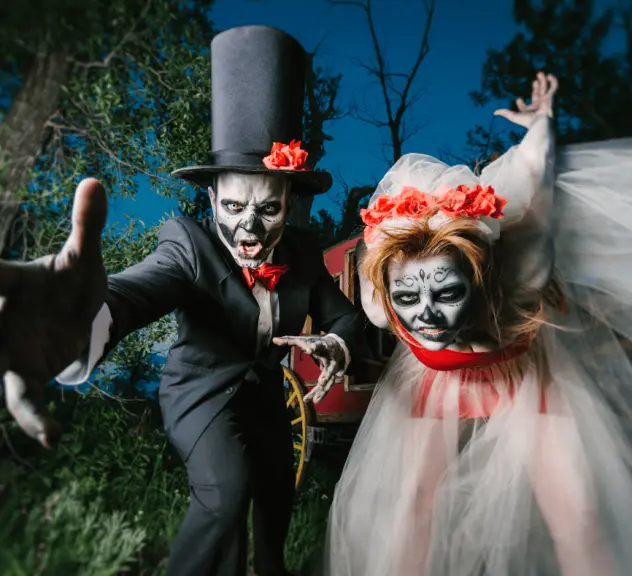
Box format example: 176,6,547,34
360,184,507,243
262,140,309,171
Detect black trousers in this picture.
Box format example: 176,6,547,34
166,373,295,576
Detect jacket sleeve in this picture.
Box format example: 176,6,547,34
306,235,365,373
105,218,197,346
56,218,196,384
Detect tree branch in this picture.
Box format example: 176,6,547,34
69,0,152,70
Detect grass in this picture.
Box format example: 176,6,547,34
0,387,344,575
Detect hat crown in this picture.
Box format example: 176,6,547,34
211,26,307,154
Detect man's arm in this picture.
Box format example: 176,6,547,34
56,218,197,384
306,238,364,373
273,233,364,403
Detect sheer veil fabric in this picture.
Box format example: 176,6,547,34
322,118,632,575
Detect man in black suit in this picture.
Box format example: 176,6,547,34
0,26,363,576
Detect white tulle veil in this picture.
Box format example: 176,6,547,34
322,120,632,576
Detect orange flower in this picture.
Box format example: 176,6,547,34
263,140,309,170
439,186,469,218
393,186,435,218
439,184,507,220
360,194,396,226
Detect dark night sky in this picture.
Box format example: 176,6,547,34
106,0,616,227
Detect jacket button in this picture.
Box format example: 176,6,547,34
226,387,234,394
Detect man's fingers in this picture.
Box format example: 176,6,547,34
303,386,321,403
273,336,317,354
4,371,61,448
317,359,338,389
68,178,108,260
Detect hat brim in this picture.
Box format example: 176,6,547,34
171,165,332,196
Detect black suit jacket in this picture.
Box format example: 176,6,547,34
103,217,363,460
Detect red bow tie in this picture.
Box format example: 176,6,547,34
242,263,289,291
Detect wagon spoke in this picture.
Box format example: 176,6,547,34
286,390,297,407
293,443,304,452
291,416,302,426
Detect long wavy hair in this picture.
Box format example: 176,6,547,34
361,215,566,351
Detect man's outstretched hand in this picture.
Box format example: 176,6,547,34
0,178,108,448
273,335,346,403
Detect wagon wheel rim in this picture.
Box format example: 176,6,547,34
283,366,311,489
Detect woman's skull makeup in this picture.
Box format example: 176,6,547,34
209,172,292,268
387,255,472,351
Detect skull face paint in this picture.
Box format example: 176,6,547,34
387,255,472,351
209,172,292,268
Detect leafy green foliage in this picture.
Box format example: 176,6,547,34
0,387,189,574
0,482,146,576
0,387,339,574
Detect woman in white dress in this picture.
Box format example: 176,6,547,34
322,73,632,576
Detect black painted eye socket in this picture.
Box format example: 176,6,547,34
392,292,420,307
435,285,466,303
262,204,281,215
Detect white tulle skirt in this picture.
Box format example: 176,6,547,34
322,138,632,576
323,318,632,576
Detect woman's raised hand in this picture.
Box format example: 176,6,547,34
494,72,558,128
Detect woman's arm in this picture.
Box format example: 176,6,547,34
486,73,558,297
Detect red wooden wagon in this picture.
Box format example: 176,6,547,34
282,235,397,487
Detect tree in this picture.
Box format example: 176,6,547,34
461,0,632,170
310,0,436,245
3,0,218,394
309,182,375,249
328,0,436,165
0,0,216,254
288,53,344,229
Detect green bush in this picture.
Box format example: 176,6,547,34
0,386,338,575
0,481,146,576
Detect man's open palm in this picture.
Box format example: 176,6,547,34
0,178,108,447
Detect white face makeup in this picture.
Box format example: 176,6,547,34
209,172,292,268
388,255,472,351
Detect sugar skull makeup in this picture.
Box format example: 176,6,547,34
209,172,292,268
387,255,472,351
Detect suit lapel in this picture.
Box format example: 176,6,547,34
206,222,260,354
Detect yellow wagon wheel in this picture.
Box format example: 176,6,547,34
283,366,314,490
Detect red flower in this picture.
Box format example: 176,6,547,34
360,181,507,242
438,186,469,218
263,140,309,170
360,194,396,226
393,186,435,218
439,184,507,220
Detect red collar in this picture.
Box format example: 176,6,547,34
391,314,528,371
407,340,529,371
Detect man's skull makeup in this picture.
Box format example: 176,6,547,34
209,172,292,268
387,255,472,351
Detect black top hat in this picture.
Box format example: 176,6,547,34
172,26,332,196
